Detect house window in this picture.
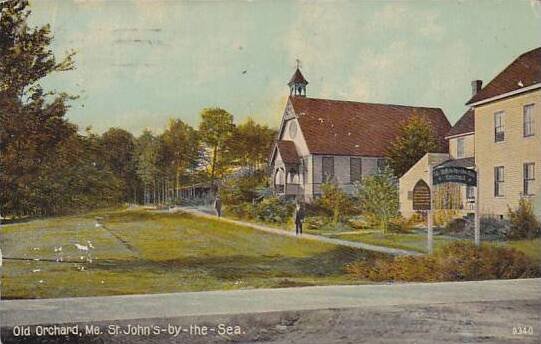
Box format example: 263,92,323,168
523,104,535,137
466,185,475,200
524,163,535,196
350,157,362,183
494,166,504,197
494,111,505,142
322,157,334,182
376,158,386,174
457,137,465,158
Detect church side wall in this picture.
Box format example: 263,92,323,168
309,155,383,200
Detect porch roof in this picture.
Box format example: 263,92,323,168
276,140,300,164
436,157,475,169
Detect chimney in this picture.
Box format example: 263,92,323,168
471,80,483,96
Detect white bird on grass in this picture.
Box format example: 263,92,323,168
75,243,89,252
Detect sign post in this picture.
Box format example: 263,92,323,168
474,166,480,247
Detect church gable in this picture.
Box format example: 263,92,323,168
275,98,310,157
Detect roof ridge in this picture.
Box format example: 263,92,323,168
518,46,541,58
293,96,443,111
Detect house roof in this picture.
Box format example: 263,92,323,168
288,68,308,86
436,157,475,169
289,97,451,156
446,109,474,137
276,140,299,164
466,47,541,105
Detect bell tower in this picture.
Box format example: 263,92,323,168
288,60,308,97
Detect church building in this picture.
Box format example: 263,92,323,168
269,68,452,202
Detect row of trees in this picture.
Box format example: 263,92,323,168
104,113,275,207
0,1,275,218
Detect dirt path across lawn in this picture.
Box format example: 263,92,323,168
173,206,421,256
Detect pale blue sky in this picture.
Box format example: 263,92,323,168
30,0,541,134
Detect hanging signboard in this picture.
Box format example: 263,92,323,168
433,166,477,186
412,180,431,211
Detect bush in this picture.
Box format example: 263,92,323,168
356,167,399,232
387,216,413,233
507,199,541,240
224,202,255,220
444,217,468,234
346,241,540,282
304,216,329,230
346,215,372,230
433,209,460,227
219,171,268,206
316,183,354,224
254,196,294,224
445,216,509,241
407,212,425,225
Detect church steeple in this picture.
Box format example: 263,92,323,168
288,60,308,97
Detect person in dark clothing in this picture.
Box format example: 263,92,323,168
214,195,222,217
294,201,305,235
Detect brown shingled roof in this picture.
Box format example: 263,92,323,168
290,97,451,156
288,68,308,86
446,109,474,137
466,47,541,105
276,140,299,163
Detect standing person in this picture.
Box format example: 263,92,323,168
214,195,222,217
294,201,305,235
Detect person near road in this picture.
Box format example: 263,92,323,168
294,201,305,235
214,195,222,217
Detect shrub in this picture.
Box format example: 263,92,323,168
316,183,354,224
304,216,329,230
356,167,399,232
445,216,509,241
433,209,460,227
346,241,540,282
254,196,294,224
408,212,425,225
346,215,372,230
507,199,541,240
224,202,255,219
444,217,468,234
219,171,268,205
387,216,413,233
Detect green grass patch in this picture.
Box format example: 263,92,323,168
325,231,458,253
1,208,379,299
500,238,541,264
322,229,541,263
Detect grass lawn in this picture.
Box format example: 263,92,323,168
324,231,459,253
500,238,541,263
0,209,380,299
321,230,541,262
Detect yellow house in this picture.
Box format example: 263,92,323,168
400,47,540,220
466,47,541,219
400,86,479,219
